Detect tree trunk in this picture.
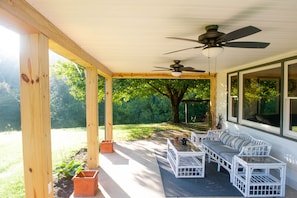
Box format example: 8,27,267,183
170,93,181,123
148,81,190,124
171,103,180,123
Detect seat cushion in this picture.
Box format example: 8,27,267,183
203,140,223,148
203,140,238,154
220,152,239,164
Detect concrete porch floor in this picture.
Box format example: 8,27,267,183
71,139,297,198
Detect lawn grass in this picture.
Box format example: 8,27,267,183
0,132,24,198
0,122,188,197
110,122,184,140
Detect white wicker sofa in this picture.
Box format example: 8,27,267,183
201,129,272,180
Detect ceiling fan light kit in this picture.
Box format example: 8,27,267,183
201,46,224,58
165,25,270,56
162,25,270,75
153,60,205,77
171,71,182,77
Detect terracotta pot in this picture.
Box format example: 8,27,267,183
72,170,99,197
174,137,179,143
100,140,113,153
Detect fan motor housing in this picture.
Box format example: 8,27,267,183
198,25,225,45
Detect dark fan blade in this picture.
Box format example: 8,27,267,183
181,67,205,73
181,66,195,70
153,66,172,71
184,69,205,73
223,41,270,48
164,46,203,55
153,69,173,71
166,37,198,43
190,69,205,73
218,26,261,42
154,66,170,69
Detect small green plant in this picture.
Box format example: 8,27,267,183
54,160,84,179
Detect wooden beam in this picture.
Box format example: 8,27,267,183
86,67,99,168
0,7,36,34
49,41,112,78
113,72,216,79
20,33,53,198
105,77,113,140
0,0,112,78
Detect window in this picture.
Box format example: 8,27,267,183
284,60,297,138
228,74,238,122
227,58,297,140
240,65,281,133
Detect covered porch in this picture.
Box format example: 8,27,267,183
1,1,297,197
75,133,297,198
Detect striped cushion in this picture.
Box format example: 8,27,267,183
230,137,246,151
226,136,237,146
239,140,251,151
220,132,232,144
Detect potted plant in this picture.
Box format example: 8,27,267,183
55,160,99,197
55,160,85,180
72,169,99,197
100,139,113,153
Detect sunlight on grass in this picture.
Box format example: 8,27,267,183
0,132,24,197
0,128,88,197
51,128,87,167
111,123,184,140
0,123,189,197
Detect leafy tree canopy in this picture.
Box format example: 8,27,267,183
52,61,210,123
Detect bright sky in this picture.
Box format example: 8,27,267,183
0,26,19,58
0,25,67,64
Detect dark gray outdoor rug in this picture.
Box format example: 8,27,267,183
155,151,242,197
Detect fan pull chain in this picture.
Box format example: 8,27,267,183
208,57,210,75
215,58,217,73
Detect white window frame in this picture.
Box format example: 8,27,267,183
238,63,281,134
284,60,297,139
228,73,238,122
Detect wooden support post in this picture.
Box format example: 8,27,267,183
20,33,53,198
210,76,217,129
105,77,113,140
86,67,99,168
185,102,188,123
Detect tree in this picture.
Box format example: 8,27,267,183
117,79,209,123
52,61,210,123
112,96,171,124
50,75,86,128
0,56,21,131
52,61,105,102
112,78,210,123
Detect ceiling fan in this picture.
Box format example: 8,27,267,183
165,25,270,57
153,60,205,77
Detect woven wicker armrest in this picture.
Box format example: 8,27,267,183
238,144,272,156
204,129,222,141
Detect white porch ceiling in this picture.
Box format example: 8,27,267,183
26,0,297,74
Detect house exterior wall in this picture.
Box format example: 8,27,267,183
216,68,297,190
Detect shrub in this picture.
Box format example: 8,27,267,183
54,160,84,179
